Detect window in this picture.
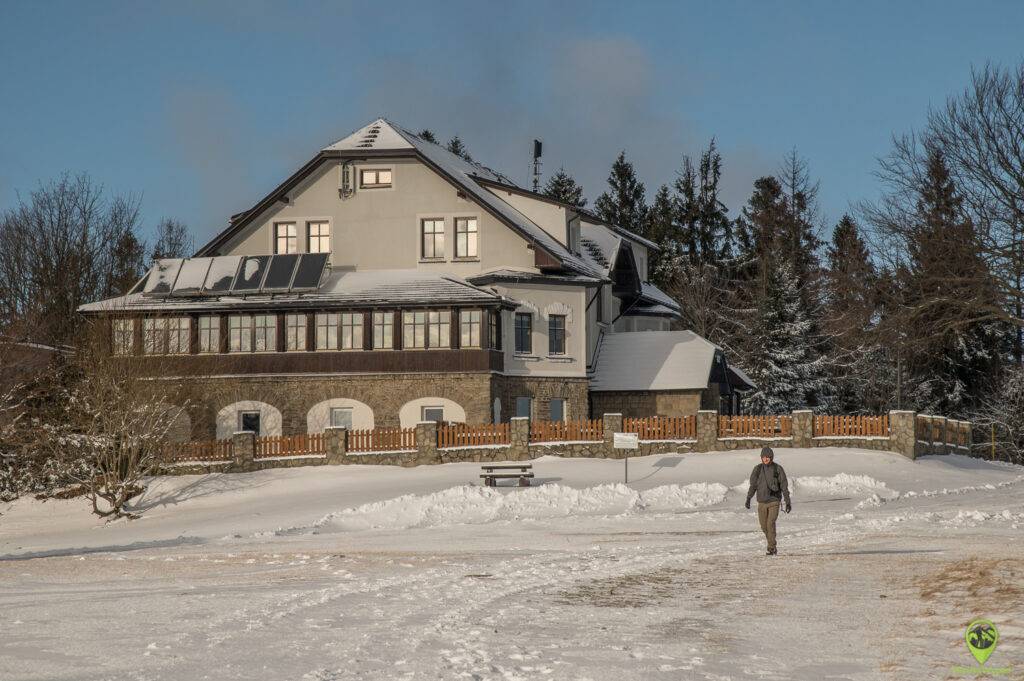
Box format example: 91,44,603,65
515,397,532,419
229,315,253,352
428,310,451,348
113,319,134,355
489,311,501,350
360,168,392,188
514,313,532,354
316,313,339,350
239,411,261,435
455,217,478,258
307,221,330,254
548,314,566,355
286,314,306,351
421,218,445,259
275,223,297,254
373,311,393,349
422,406,444,423
167,317,190,354
340,312,363,350
330,407,353,429
402,311,426,348
143,318,167,355
549,398,566,422
253,315,277,352
460,310,481,348
198,316,220,353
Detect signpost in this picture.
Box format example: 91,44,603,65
613,432,639,483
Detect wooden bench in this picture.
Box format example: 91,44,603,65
480,463,534,487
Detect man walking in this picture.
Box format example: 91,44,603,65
744,447,791,555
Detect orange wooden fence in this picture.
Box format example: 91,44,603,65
438,422,510,448
623,416,697,440
813,414,890,437
254,433,326,458
348,426,416,453
718,415,792,438
163,439,232,462
530,419,604,442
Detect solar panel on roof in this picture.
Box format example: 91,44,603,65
142,259,183,296
291,253,329,290
202,255,242,294
171,258,214,296
262,254,299,290
232,255,271,293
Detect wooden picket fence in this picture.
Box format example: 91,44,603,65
623,416,697,440
530,418,604,443
438,422,510,448
163,438,232,462
254,433,326,458
813,414,890,437
718,415,792,438
348,426,416,453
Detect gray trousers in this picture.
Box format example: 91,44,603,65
757,501,781,551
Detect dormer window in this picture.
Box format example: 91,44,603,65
275,223,297,254
360,168,392,188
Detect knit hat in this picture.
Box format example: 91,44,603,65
760,446,774,460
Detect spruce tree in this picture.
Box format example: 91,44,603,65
446,136,473,162
676,139,732,263
899,147,1004,414
645,185,678,286
417,129,438,144
594,151,648,237
745,260,829,413
543,168,586,208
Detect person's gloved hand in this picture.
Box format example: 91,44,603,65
744,498,751,510
784,501,792,514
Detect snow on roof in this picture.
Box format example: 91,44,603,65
639,282,681,312
590,330,720,392
323,119,415,152
78,269,506,313
579,222,622,277
728,364,757,391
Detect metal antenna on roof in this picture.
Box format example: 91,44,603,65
532,139,543,192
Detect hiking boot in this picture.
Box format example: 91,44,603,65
766,548,777,556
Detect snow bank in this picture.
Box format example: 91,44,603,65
731,473,897,502
306,482,730,532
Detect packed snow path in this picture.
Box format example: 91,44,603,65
1,448,1022,680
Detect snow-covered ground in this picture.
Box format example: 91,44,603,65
1,447,1022,680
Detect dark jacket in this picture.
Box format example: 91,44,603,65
746,462,791,505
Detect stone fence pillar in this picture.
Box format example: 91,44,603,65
415,421,439,464
231,431,256,472
325,426,348,465
791,410,813,448
602,413,623,457
510,417,530,460
696,410,718,452
888,410,916,460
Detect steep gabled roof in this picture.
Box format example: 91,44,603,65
195,118,605,280
590,330,720,391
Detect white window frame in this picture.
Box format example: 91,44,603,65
229,315,253,353
143,318,168,355
402,311,426,349
316,312,339,350
329,407,353,429
253,314,276,352
340,312,363,350
167,317,191,355
421,406,444,423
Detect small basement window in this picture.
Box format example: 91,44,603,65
422,406,444,423
360,168,392,188
330,407,353,429
239,411,261,435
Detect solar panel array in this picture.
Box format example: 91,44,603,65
141,253,329,297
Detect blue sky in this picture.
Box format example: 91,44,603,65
2,1,1023,246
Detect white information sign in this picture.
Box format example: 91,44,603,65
613,432,639,450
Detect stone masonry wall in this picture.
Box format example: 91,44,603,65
591,390,703,419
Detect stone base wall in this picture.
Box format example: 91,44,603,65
716,437,794,451
811,437,891,451
591,390,703,419
495,375,589,422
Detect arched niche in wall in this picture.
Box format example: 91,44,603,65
215,400,282,440
398,397,467,428
306,398,375,433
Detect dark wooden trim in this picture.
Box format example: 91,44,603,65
306,312,315,351
131,348,503,376
394,310,403,350
450,307,459,349
363,311,373,350
276,312,286,352
189,316,199,355
218,314,229,354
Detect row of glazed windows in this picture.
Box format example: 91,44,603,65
113,309,496,355
270,216,479,262
514,312,566,356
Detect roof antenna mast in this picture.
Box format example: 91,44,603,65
532,139,543,192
